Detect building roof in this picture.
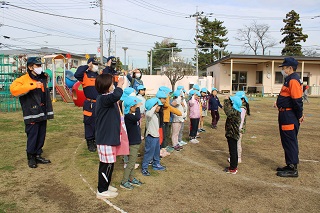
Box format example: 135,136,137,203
207,54,320,68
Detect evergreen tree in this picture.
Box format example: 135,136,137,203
280,10,308,56
196,17,229,72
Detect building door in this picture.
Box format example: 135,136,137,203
232,71,247,91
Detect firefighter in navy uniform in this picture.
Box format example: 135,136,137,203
74,57,102,152
103,56,119,86
10,57,53,168
276,57,304,178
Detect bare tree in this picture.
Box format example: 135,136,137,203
236,21,276,55
162,61,194,91
303,48,320,57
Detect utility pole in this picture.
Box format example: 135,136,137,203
99,0,103,64
122,47,128,69
150,49,153,75
106,29,115,57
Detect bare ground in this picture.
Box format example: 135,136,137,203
1,97,319,213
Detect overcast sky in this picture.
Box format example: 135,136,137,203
0,0,319,68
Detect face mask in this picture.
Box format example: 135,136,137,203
281,70,288,78
92,65,99,72
34,67,43,75
135,73,141,78
111,64,116,70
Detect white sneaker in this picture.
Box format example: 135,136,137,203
194,138,199,143
96,190,118,199
178,141,187,146
134,163,140,169
124,163,127,168
108,185,118,192
189,139,199,144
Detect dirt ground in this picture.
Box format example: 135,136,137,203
0,97,320,213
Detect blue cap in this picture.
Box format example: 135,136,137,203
195,91,201,96
145,97,163,111
229,96,242,112
156,90,167,99
201,88,207,93
279,57,298,70
120,87,135,101
173,89,182,97
235,91,249,103
123,96,141,114
107,56,116,64
189,90,195,96
192,84,200,91
137,85,146,91
27,57,43,66
87,57,99,65
177,86,184,90
159,86,172,95
211,87,217,91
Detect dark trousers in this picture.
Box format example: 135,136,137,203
25,120,47,155
189,118,200,137
142,135,161,170
227,137,238,170
161,122,172,148
98,162,114,193
278,110,300,165
211,110,220,127
83,100,96,140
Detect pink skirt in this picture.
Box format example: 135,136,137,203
97,145,117,163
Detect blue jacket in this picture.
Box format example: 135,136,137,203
209,95,223,111
124,107,142,145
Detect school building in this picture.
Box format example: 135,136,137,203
206,54,320,96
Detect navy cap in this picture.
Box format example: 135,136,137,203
87,57,99,65
107,56,116,64
279,57,298,69
27,57,42,66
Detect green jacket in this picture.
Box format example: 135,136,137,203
223,99,241,140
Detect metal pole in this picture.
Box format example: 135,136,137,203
114,35,116,56
122,47,128,69
99,0,103,64
196,9,199,76
108,30,112,56
150,49,153,75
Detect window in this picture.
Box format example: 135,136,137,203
275,72,284,84
232,71,247,91
256,71,263,84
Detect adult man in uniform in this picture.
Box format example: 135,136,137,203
276,57,304,177
10,57,53,168
75,57,101,152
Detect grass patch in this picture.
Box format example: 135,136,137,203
0,201,17,212
0,165,15,171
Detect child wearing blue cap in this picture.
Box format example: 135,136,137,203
136,85,146,116
120,96,143,190
176,86,188,146
141,98,165,176
188,90,201,144
209,88,223,129
199,87,209,132
171,89,186,151
223,95,241,174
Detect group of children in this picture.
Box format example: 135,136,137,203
94,74,250,199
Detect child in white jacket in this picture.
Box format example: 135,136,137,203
171,89,186,151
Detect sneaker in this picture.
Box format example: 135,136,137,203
201,128,206,132
152,164,166,171
148,161,153,166
120,181,134,190
108,185,118,192
124,163,127,168
96,190,118,199
198,129,203,133
129,178,142,186
173,145,181,151
276,165,292,171
134,163,139,169
277,170,298,178
225,167,238,174
141,169,151,176
165,146,175,153
189,139,199,144
178,141,187,146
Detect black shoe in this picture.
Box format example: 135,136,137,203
87,139,96,152
276,165,292,171
36,155,51,164
277,170,299,177
27,153,37,168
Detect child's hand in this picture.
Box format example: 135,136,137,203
117,77,124,88
137,102,143,107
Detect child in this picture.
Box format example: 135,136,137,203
188,90,201,144
235,91,248,163
208,88,223,129
223,95,242,174
136,85,146,117
171,89,185,151
141,97,165,176
120,96,143,190
10,57,53,168
177,86,188,146
199,88,209,132
95,74,124,199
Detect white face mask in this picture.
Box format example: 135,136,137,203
281,70,288,78
34,67,43,75
92,65,99,72
135,73,141,78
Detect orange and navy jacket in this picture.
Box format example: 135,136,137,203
10,72,54,124
74,65,100,100
163,96,182,122
276,72,303,119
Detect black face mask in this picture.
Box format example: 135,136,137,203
110,64,116,70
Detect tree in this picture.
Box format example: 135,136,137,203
161,61,194,91
280,10,308,56
148,39,182,74
303,48,320,57
236,21,276,55
197,17,229,72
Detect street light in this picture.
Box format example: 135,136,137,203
122,47,128,69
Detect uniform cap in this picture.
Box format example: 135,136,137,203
173,89,182,97
156,90,167,99
279,57,298,69
159,86,172,95
201,88,207,93
192,84,200,91
235,91,249,103
87,57,99,65
107,56,117,64
137,85,146,91
211,87,218,91
123,96,141,114
120,87,135,100
27,57,43,66
145,97,163,111
229,96,242,112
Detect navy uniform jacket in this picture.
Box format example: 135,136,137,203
276,72,303,119
124,107,142,145
74,65,99,100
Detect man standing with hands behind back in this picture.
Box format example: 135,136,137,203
276,57,304,178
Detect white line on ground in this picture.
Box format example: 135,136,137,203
73,142,127,213
176,152,320,195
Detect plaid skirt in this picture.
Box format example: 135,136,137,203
97,145,117,163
